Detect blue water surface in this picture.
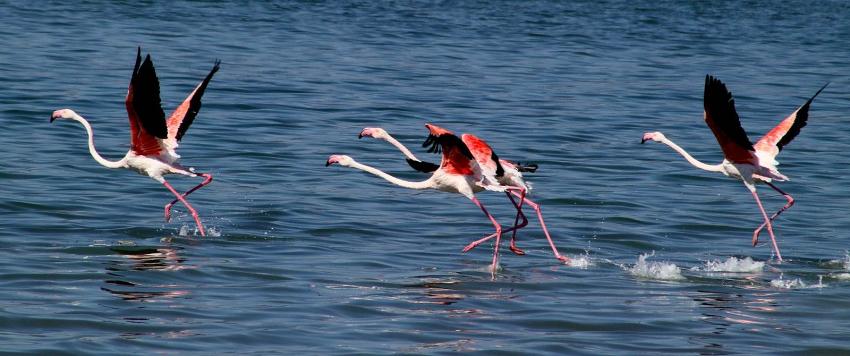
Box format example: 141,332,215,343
1,1,850,354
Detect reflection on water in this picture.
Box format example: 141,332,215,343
691,288,786,353
100,242,193,301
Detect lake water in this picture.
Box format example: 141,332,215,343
2,1,850,354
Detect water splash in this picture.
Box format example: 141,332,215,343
834,273,850,280
568,252,592,269
770,275,806,289
699,256,764,273
627,252,685,281
178,225,221,237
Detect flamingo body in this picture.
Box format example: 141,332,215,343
51,47,220,236
642,75,827,261
328,124,519,278
357,125,569,262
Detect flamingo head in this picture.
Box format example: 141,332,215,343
325,154,354,167
358,127,387,139
641,131,666,144
50,109,77,123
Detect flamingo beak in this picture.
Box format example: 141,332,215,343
50,116,56,123
325,159,333,167
358,128,374,139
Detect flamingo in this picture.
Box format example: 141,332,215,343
641,75,827,261
357,127,569,263
50,47,220,236
328,124,531,277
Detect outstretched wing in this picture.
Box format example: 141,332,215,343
166,60,221,142
754,82,828,159
461,134,505,178
125,47,167,155
703,75,756,164
422,124,474,176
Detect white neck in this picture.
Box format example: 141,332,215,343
382,134,420,161
347,159,434,190
70,113,127,169
659,137,723,173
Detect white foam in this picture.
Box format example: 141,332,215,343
769,274,827,289
701,256,764,273
628,252,685,281
178,225,221,237
770,277,806,289
178,225,193,237
568,253,592,269
834,273,850,280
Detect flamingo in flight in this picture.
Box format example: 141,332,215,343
358,127,569,263
641,75,827,261
327,124,537,277
51,47,220,236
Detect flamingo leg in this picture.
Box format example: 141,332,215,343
509,190,569,263
165,173,213,222
463,191,570,264
462,222,524,253
506,190,529,255
470,196,502,279
752,182,794,247
162,179,206,237
746,183,782,262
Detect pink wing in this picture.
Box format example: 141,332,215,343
125,48,167,156
423,124,474,176
703,75,757,164
461,134,504,177
754,83,828,159
166,60,221,142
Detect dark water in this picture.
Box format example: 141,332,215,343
2,1,850,354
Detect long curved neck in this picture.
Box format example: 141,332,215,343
382,134,419,161
71,113,126,169
348,160,433,189
660,137,723,172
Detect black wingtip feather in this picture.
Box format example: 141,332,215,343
515,162,538,173
776,82,828,151
131,51,168,139
406,158,440,173
174,59,221,141
421,133,473,160
491,151,505,177
704,74,753,150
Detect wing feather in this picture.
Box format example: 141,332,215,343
703,75,755,164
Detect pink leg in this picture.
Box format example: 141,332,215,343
162,179,206,237
462,191,570,264
509,190,569,263
463,222,524,252
165,173,213,222
747,185,782,262
752,182,793,247
469,196,502,279
506,190,529,255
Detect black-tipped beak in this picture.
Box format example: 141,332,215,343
325,160,332,167
357,133,364,139
640,138,647,144
50,116,56,123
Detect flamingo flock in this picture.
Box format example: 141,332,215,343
51,47,831,276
